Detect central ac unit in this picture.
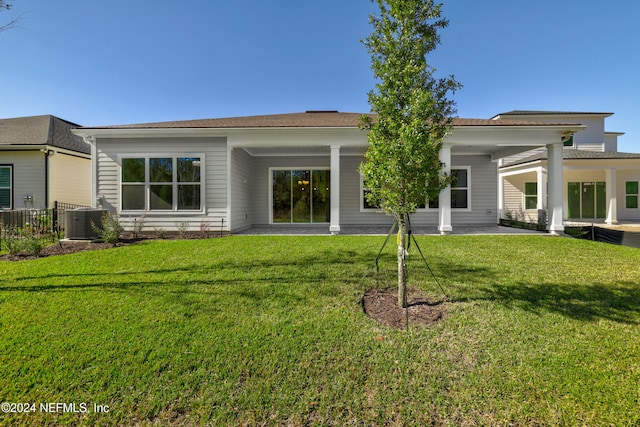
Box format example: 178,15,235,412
65,208,107,240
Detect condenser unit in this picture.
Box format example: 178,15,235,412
65,208,106,240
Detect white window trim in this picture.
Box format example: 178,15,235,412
0,165,13,210
268,167,331,224
118,153,205,215
450,166,472,212
359,173,383,213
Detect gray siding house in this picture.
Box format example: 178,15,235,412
0,115,91,210
73,111,585,235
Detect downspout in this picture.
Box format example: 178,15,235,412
81,135,97,208
42,146,57,208
44,147,49,208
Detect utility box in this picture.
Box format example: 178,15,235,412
65,208,107,240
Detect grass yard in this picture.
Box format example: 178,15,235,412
0,235,639,426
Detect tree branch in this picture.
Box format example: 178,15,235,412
0,0,17,33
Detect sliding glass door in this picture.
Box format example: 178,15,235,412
567,182,606,219
272,169,329,223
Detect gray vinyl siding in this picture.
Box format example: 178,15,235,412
95,137,228,232
503,173,539,222
450,155,498,225
503,178,523,213
340,155,391,225
503,114,607,149
343,154,498,226
604,134,618,152
572,117,606,149
230,148,254,232
0,151,46,209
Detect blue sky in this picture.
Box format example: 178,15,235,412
2,1,639,151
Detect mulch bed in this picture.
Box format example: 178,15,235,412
362,287,446,329
0,234,224,261
0,240,123,261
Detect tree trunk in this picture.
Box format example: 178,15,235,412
397,215,408,308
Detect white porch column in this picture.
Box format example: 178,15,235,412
497,170,504,223
536,167,547,223
605,168,618,224
536,167,546,210
438,144,452,235
329,145,341,234
546,143,564,235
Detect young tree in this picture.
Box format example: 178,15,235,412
0,1,17,33
360,0,461,308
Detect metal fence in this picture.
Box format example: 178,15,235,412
0,201,90,251
567,225,640,249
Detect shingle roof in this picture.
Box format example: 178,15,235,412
79,111,578,130
0,115,89,154
496,110,613,117
504,149,640,167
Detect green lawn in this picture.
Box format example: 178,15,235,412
0,235,639,426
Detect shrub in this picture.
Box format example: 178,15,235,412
132,214,146,239
199,221,210,238
92,212,123,246
22,234,44,257
4,229,24,256
176,221,189,238
2,227,45,257
154,227,166,239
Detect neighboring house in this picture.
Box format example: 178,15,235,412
0,115,92,210
497,111,640,225
72,111,587,235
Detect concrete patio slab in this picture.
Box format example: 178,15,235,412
234,225,546,236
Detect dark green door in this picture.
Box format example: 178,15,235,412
581,182,595,219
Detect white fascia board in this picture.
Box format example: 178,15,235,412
72,127,231,139
0,144,90,159
447,124,586,146
43,145,91,159
564,158,640,171
0,144,46,150
73,126,370,148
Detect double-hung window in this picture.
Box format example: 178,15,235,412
0,165,12,209
524,182,538,210
450,168,470,209
424,168,470,209
626,181,639,209
121,156,203,211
